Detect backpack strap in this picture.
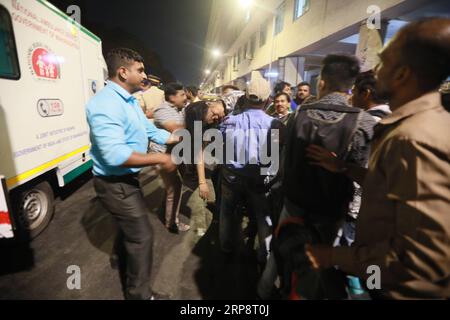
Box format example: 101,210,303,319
301,104,361,114
345,109,365,157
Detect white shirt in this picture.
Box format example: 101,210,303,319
367,104,391,123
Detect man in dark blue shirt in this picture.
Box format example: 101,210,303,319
219,76,282,264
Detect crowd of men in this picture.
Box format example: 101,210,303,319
85,17,450,300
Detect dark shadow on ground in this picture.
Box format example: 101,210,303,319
0,239,35,276
190,219,260,300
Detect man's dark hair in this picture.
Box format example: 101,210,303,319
274,81,291,94
164,83,185,101
106,48,144,78
354,70,387,104
297,81,311,88
398,17,450,92
274,92,292,103
186,86,199,97
321,54,360,92
222,85,239,93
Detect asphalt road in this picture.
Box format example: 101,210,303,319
0,168,259,300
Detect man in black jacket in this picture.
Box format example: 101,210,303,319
258,54,376,300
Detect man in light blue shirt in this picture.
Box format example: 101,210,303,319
86,48,176,300
87,80,172,176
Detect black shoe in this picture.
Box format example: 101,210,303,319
167,224,179,234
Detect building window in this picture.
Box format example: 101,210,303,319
274,2,285,35
294,0,310,21
237,48,241,64
243,44,247,62
0,5,20,80
247,34,256,60
251,34,256,57
260,22,268,47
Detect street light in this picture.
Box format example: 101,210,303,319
205,69,211,75
239,0,254,9
212,49,222,58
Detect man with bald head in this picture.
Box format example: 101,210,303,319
306,18,450,299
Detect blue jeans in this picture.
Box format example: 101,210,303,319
219,171,272,260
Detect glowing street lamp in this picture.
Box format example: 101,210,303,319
239,0,254,9
212,49,222,58
205,69,211,75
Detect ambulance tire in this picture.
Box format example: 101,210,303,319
12,181,55,240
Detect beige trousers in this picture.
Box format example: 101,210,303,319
159,169,183,227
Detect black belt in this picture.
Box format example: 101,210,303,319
95,173,139,183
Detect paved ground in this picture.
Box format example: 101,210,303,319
0,168,259,300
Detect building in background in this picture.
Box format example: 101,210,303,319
201,0,450,94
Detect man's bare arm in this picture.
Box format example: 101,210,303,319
160,121,184,133
122,152,176,172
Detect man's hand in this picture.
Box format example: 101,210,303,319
198,182,209,200
306,144,345,173
305,244,333,269
157,153,177,172
145,110,154,119
167,133,182,145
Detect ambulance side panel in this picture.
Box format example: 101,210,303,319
0,0,93,190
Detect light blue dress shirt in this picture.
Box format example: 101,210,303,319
86,81,170,177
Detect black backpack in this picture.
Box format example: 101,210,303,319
283,103,363,221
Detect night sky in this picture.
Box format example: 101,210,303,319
50,0,212,85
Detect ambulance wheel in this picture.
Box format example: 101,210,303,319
13,181,55,239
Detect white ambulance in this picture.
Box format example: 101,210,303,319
0,0,106,239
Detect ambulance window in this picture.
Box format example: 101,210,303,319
0,6,20,80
